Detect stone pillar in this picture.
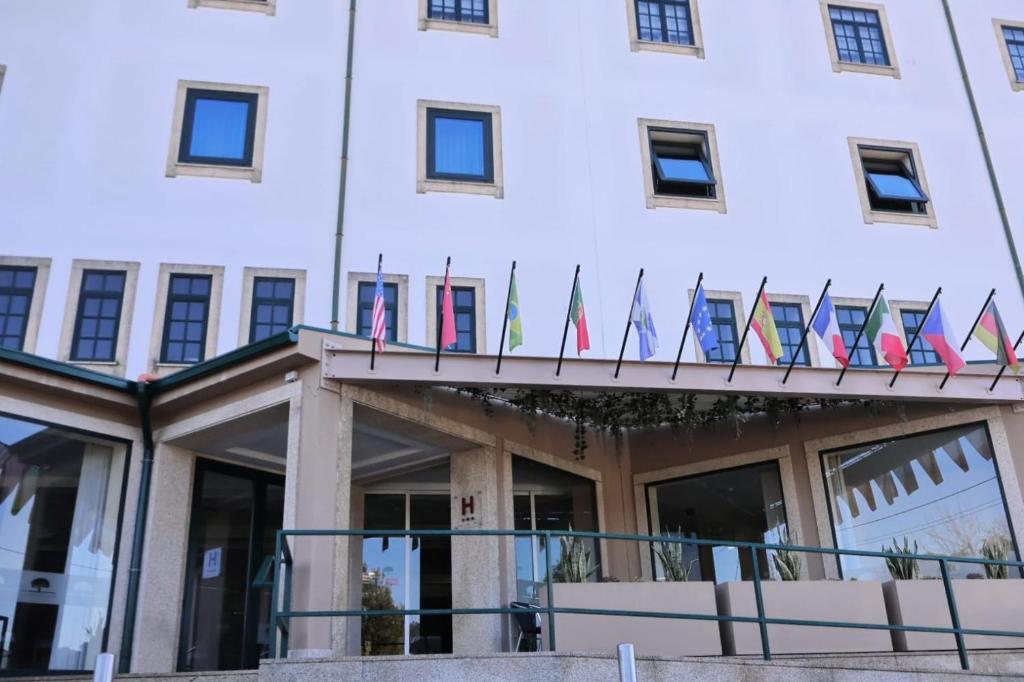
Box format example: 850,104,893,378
450,446,504,654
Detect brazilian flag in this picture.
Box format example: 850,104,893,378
508,271,523,351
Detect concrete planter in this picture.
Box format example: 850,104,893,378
883,579,1024,651
716,581,892,655
541,581,722,656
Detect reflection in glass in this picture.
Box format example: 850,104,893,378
648,461,788,583
822,423,1019,580
0,414,126,673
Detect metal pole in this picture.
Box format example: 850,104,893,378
939,288,993,390
496,260,516,375
369,253,381,371
434,256,450,373
330,0,359,330
269,529,281,658
671,272,703,381
939,559,970,670
556,266,580,377
614,269,644,379
617,643,637,682
727,277,767,383
545,531,556,651
835,283,884,387
92,653,115,682
782,279,831,385
989,329,1024,392
892,287,941,388
750,548,771,661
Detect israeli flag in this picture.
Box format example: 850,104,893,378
690,283,720,354
631,280,659,361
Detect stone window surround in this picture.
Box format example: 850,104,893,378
58,259,140,376
0,255,50,354
238,266,307,346
819,0,901,79
685,288,750,365
625,0,705,58
346,271,409,344
994,18,1024,93
502,439,609,580
804,406,1024,580
632,445,801,581
639,118,726,213
418,0,498,38
848,137,936,229
188,0,276,15
425,275,487,354
417,100,504,199
166,80,270,183
768,293,821,368
148,263,224,376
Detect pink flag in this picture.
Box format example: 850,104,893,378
440,263,457,349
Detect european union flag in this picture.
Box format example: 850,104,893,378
690,283,719,354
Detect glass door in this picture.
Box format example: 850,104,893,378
177,460,283,671
361,493,451,656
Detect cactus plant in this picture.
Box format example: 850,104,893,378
552,525,598,583
981,534,1013,579
772,547,802,581
882,537,921,580
655,531,698,582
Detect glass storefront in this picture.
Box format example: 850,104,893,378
0,413,127,673
822,422,1019,580
646,461,789,582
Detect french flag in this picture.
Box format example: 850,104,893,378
922,299,966,375
812,293,849,368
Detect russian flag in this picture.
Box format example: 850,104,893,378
812,293,849,368
922,299,966,375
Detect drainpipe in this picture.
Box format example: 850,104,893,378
118,380,155,673
330,0,358,330
940,0,1024,303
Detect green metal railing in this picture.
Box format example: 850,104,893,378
268,528,1024,671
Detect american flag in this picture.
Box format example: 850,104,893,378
371,261,387,352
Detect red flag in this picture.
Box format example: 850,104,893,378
570,276,590,355
440,264,457,349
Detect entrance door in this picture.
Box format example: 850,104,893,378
361,493,452,655
177,459,284,671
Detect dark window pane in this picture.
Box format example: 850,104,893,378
0,266,37,351
435,286,476,353
704,299,738,364
356,281,398,343
635,0,693,45
161,275,212,364
828,5,890,65
249,277,295,343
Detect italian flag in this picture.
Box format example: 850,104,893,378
865,295,908,371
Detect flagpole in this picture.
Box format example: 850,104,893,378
370,252,382,371
727,276,767,384
835,283,884,387
782,279,831,385
671,272,703,381
890,286,941,389
614,269,644,379
434,256,450,373
938,288,994,390
989,329,1024,392
495,260,516,375
556,265,580,377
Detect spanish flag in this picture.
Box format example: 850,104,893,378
973,300,1019,373
751,290,784,364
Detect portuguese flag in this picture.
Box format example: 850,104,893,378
974,301,1019,373
865,295,908,372
571,276,590,355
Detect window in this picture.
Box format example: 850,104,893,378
188,0,275,14
639,119,725,212
70,271,125,362
167,81,268,182
647,461,789,582
704,299,738,364
996,20,1024,91
418,101,503,197
249,277,294,343
773,303,810,367
836,305,876,367
627,0,704,56
821,423,1019,580
899,309,940,366
161,274,212,364
419,0,497,36
820,2,899,77
849,138,935,227
0,412,128,673
0,267,37,351
435,286,476,353
357,281,398,343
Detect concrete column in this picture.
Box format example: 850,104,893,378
130,443,195,673
450,446,504,654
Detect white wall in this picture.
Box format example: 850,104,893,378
2,0,1023,377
